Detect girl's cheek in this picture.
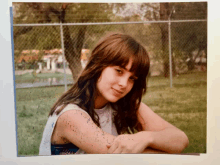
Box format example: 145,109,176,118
127,83,134,93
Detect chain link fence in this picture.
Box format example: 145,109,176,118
13,20,207,89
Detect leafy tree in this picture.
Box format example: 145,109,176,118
159,2,174,77
13,2,116,80
139,2,176,77
171,2,207,71
140,2,207,76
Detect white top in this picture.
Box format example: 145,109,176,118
39,103,118,155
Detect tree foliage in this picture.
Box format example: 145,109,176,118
171,2,207,70
13,3,117,79
12,2,207,78
140,2,207,75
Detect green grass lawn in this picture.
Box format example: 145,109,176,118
15,71,207,156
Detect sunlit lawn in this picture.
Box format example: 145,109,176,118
15,72,207,156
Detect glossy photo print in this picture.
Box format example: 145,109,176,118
12,2,207,156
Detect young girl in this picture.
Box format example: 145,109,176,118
39,32,189,155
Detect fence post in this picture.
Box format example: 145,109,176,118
168,18,173,88
60,22,67,91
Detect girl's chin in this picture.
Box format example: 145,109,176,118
107,96,121,103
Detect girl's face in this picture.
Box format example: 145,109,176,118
95,59,137,109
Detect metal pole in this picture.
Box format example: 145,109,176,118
60,22,67,91
13,19,207,27
169,18,173,88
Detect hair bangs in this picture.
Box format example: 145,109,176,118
129,46,150,78
102,39,134,68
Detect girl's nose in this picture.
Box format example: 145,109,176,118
118,77,128,88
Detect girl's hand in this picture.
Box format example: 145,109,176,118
107,132,152,154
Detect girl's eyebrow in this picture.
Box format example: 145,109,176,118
119,66,138,78
119,65,129,71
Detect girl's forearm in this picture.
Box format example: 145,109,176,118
142,147,167,154
139,128,189,153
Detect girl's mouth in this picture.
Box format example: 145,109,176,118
112,88,123,97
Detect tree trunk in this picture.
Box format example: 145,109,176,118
172,54,176,76
61,4,87,81
187,51,195,71
67,26,87,80
187,48,202,71
159,3,176,78
160,3,170,78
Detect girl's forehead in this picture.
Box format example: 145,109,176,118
117,60,138,75
124,59,133,71
109,57,140,76
120,59,133,72
112,58,133,70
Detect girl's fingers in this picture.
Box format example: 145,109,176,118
121,151,129,154
107,142,118,154
112,147,123,154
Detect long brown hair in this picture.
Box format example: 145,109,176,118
49,32,150,134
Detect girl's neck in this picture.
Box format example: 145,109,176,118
94,96,109,109
94,102,108,109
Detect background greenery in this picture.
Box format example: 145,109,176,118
13,2,207,78
15,71,207,156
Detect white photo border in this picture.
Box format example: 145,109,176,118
1,0,219,164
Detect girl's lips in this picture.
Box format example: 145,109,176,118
112,88,123,96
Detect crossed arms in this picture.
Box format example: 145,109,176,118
53,102,189,154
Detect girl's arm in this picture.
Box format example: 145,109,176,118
56,109,116,154
137,102,189,153
142,148,167,154
107,102,189,154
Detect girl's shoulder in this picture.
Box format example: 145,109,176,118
55,104,89,117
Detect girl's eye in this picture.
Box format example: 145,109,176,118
129,76,138,81
116,69,123,74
